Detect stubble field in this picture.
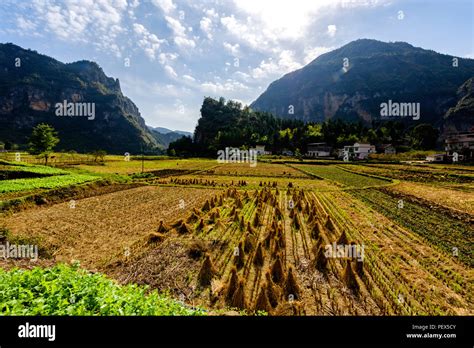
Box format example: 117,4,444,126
1,159,472,315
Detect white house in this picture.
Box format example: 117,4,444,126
426,154,445,162
250,145,271,156
306,143,332,158
343,143,376,160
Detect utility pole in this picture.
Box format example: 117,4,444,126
141,144,144,173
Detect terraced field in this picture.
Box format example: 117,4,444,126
1,159,472,316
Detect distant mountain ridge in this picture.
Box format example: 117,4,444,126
251,39,474,130
150,127,192,137
0,43,171,153
147,126,191,148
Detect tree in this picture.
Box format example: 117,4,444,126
28,124,59,165
4,141,12,151
410,124,439,150
168,136,194,157
92,150,107,162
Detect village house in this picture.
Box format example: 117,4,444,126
445,131,474,161
379,144,396,154
426,153,446,162
343,143,376,160
249,145,271,156
306,143,333,158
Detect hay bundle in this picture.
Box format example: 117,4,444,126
157,220,170,233
292,214,301,230
230,278,247,309
198,253,217,286
252,211,261,227
274,206,283,220
196,218,205,231
265,271,279,308
176,221,191,234
225,267,239,302
314,245,328,272
271,256,285,284
187,212,200,224
284,266,301,299
146,232,165,244
233,242,245,269
247,222,255,235
343,261,359,292
254,283,272,313
202,200,211,212
253,242,264,267
311,222,323,240
337,230,349,245
243,232,255,253
325,215,337,233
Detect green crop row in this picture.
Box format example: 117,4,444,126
351,188,473,267
0,174,99,193
294,164,388,188
0,264,205,316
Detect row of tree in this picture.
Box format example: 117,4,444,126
168,97,440,157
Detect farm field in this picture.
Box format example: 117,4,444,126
0,158,472,316
2,186,217,270
76,158,217,175
340,163,474,191
293,164,391,188
209,162,310,178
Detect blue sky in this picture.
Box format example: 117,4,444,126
0,0,473,132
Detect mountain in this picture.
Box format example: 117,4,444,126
443,77,474,134
251,39,474,128
150,127,192,137
0,43,164,154
148,126,191,148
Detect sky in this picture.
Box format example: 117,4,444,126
0,0,473,132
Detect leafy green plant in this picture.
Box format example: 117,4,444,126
0,264,205,316
0,174,99,193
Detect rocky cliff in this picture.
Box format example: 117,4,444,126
0,43,163,154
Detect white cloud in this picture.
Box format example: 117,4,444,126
183,74,196,82
232,0,380,39
152,0,176,14
200,80,249,94
327,24,337,37
251,50,302,79
164,65,178,78
200,17,213,40
27,0,129,56
223,42,240,56
165,15,196,49
133,23,166,60
165,15,186,36
204,8,219,18
174,36,196,48
220,15,275,51
17,16,37,31
304,46,333,64
158,52,179,65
